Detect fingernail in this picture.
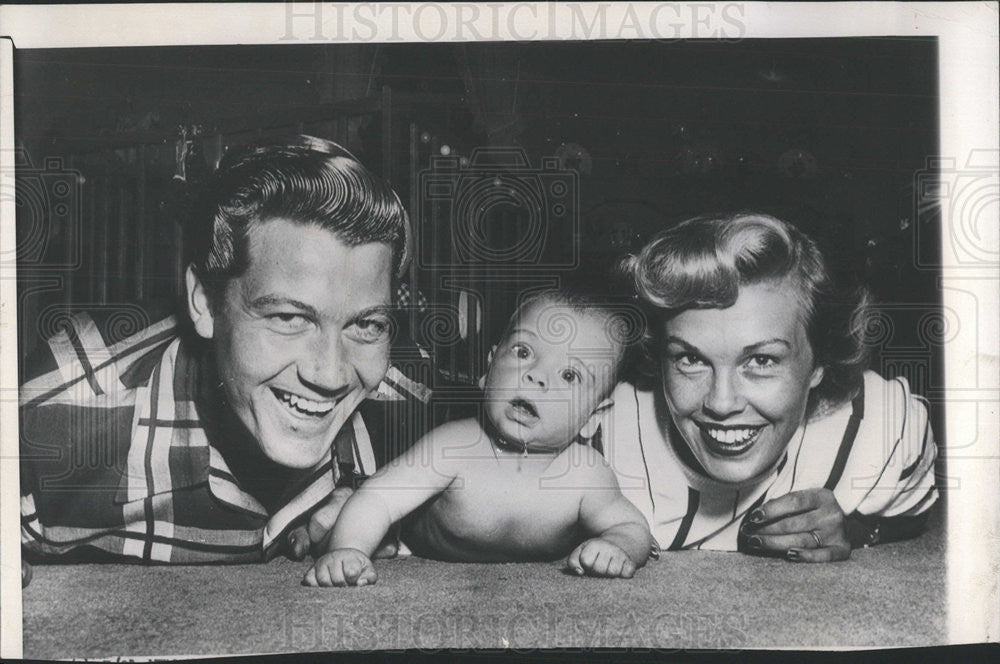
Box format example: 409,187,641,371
357,578,368,587
749,509,765,524
787,548,801,561
748,536,763,549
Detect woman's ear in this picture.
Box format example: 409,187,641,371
185,265,215,340
579,397,614,439
809,364,825,390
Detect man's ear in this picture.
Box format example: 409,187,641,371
185,265,215,340
579,397,614,440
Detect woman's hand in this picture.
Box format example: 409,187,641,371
742,488,851,563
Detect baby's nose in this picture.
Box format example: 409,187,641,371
524,370,547,389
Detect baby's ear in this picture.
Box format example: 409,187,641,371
477,345,497,389
579,397,614,440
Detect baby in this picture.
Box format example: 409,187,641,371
303,288,653,587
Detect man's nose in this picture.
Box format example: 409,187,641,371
298,331,351,396
703,368,745,418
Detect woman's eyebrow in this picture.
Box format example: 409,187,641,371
664,335,700,352
743,338,792,353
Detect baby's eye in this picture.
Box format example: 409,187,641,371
267,313,310,333
561,368,582,384
511,343,532,360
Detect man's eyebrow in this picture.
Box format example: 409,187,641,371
743,338,792,353
351,304,393,321
249,295,319,319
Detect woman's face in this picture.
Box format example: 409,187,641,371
659,280,824,484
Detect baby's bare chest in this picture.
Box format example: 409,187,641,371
427,459,587,544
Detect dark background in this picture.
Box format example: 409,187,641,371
13,39,943,428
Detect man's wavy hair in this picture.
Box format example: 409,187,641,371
185,135,410,299
623,212,871,411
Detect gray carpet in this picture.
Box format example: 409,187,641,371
21,512,945,658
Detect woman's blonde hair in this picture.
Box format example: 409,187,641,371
623,212,871,409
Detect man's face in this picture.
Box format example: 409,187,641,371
191,217,394,469
484,300,619,453
660,281,824,484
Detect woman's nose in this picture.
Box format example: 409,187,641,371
703,369,745,418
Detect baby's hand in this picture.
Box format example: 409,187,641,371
565,537,637,579
303,548,377,587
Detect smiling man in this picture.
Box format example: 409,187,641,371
19,138,431,575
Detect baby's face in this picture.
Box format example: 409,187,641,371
484,299,621,452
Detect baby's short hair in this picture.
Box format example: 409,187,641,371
506,270,643,382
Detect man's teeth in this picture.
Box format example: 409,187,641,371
276,390,335,416
706,428,759,444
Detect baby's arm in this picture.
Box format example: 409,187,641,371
303,421,465,587
567,452,653,578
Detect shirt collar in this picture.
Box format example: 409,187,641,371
114,333,340,538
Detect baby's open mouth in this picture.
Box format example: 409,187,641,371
509,397,538,419
271,387,337,418
695,422,766,456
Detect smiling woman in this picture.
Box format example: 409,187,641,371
602,212,939,562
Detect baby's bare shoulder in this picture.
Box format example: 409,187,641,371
549,444,619,487
419,418,491,463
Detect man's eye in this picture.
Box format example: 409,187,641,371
747,355,778,371
561,368,581,384
268,313,310,332
349,317,392,343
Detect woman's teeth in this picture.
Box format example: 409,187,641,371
705,428,760,444
274,389,335,417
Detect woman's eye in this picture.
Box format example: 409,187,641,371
675,353,705,369
561,368,581,384
268,313,310,332
349,317,392,343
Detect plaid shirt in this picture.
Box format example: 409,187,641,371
20,313,432,564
